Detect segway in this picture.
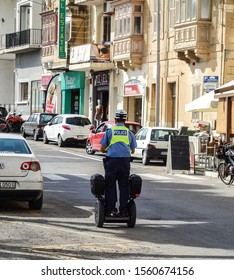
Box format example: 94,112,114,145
90,173,142,228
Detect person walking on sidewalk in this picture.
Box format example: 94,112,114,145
100,109,137,217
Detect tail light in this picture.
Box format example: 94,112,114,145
147,144,156,149
20,161,41,172
37,124,42,129
62,124,71,130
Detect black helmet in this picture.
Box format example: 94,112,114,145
115,109,127,120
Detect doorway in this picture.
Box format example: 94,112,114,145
71,89,80,114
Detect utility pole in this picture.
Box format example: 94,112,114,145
155,0,160,126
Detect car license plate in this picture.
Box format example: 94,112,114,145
0,181,16,189
77,136,84,140
161,151,167,155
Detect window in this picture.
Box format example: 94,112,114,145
42,14,57,45
103,16,111,42
31,81,43,113
169,0,175,29
201,0,211,19
20,82,28,101
175,0,210,23
175,0,198,23
134,17,141,34
114,3,142,39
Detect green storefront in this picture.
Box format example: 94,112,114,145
60,71,85,114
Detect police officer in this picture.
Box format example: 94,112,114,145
100,109,137,217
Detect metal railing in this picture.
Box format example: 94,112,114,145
5,29,42,49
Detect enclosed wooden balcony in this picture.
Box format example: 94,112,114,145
174,21,211,62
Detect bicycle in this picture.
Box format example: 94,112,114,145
217,143,234,185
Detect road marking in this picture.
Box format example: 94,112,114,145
138,173,169,180
43,174,69,181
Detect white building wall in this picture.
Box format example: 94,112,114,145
0,0,16,108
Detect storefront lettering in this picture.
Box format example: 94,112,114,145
94,73,109,86
65,76,75,88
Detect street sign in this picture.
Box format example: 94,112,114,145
203,76,219,93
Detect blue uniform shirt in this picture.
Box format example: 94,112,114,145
100,123,137,157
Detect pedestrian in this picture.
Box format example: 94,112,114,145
100,109,137,217
94,99,103,127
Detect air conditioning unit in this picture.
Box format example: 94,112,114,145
103,2,114,14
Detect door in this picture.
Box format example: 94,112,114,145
134,128,148,158
92,122,106,150
71,89,80,114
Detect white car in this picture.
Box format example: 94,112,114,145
43,114,93,147
133,126,179,165
0,133,43,210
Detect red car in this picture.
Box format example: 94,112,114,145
86,120,142,155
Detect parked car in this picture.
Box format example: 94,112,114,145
133,126,179,165
86,120,142,155
43,114,93,147
21,112,58,141
0,133,43,210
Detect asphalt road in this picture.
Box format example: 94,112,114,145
0,139,234,260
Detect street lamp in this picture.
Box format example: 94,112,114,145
155,0,160,126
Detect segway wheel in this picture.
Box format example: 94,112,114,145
127,200,136,228
95,200,105,228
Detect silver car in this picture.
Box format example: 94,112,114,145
133,127,179,165
0,133,43,210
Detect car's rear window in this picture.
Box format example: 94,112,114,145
0,139,32,154
151,129,178,141
40,114,57,124
66,117,91,126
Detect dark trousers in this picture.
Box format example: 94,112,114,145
104,157,130,213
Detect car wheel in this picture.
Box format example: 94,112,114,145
142,151,150,165
33,130,39,141
28,194,43,210
127,200,136,228
22,129,27,138
58,134,65,147
86,141,95,155
43,132,49,144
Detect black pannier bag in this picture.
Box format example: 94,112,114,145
90,173,105,196
128,174,142,197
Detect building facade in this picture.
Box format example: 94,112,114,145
0,0,234,137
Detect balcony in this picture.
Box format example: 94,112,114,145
4,29,42,54
174,21,211,62
74,0,103,5
69,43,114,72
113,35,143,70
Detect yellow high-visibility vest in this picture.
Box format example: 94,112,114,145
109,126,130,146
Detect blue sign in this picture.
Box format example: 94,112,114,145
203,76,219,83
203,76,219,92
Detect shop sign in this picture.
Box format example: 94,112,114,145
58,0,66,59
203,76,219,93
45,74,59,113
124,79,144,96
70,43,110,64
61,72,84,90
41,74,53,86
94,72,109,86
